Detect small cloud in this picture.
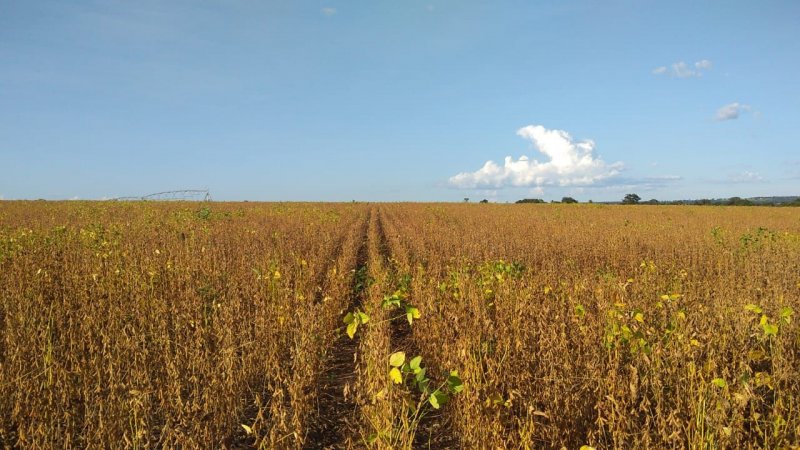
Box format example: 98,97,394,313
653,59,712,78
672,62,696,78
69,196,80,201
706,170,766,185
321,7,336,16
728,171,764,183
715,102,751,121
448,125,623,190
648,175,682,182
695,59,712,70
575,175,682,194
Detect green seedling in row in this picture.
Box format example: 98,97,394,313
369,352,464,447
343,310,370,339
382,289,422,325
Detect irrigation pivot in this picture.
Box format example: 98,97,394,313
112,189,211,201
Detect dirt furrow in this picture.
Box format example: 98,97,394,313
304,210,371,449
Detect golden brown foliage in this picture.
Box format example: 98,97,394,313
1,201,798,449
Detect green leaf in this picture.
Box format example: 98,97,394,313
389,351,406,367
389,367,402,384
429,390,449,409
447,374,464,393
404,306,420,325
415,367,427,382
762,322,778,337
241,424,253,435
357,311,370,324
780,306,793,324
711,378,727,388
367,433,379,444
346,321,358,339
382,294,401,309
744,304,763,314
409,355,422,371
343,312,354,324
574,304,586,318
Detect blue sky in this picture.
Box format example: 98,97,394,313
1,0,799,202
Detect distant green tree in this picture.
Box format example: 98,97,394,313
622,193,641,204
727,197,754,206
561,196,578,204
479,199,489,203
515,198,545,204
642,198,660,205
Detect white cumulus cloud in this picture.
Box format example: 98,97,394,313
715,102,751,121
653,59,712,78
321,7,336,16
448,125,623,189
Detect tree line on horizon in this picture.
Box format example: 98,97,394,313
508,194,800,206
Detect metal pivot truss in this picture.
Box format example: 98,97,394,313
112,189,211,201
